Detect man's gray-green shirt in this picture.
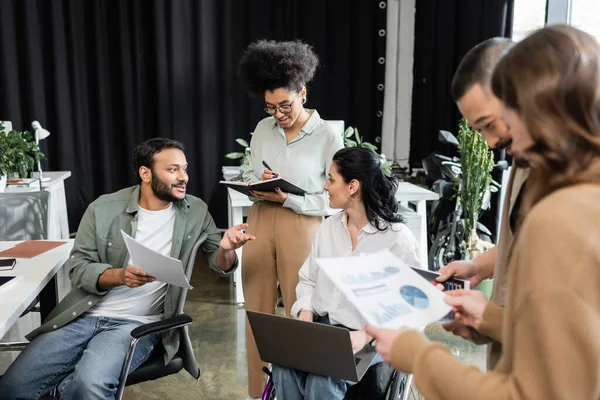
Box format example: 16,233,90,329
26,185,236,364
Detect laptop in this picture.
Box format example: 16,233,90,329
247,311,378,382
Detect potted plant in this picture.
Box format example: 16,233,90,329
456,118,495,297
457,118,495,258
224,135,252,181
0,121,45,192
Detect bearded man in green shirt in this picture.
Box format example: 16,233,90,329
0,138,253,400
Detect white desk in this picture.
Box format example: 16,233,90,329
226,182,438,305
0,240,73,340
5,171,72,240
395,182,440,266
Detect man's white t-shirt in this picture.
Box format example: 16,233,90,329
87,204,176,323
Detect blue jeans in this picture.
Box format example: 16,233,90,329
0,314,158,400
272,315,383,400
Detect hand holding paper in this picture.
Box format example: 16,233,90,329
250,188,288,203
444,289,489,330
121,231,193,289
364,326,407,364
121,264,156,288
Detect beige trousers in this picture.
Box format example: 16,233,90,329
242,201,322,397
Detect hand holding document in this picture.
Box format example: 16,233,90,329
121,231,193,290
317,250,453,329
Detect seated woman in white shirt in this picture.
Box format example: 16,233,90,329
271,147,421,400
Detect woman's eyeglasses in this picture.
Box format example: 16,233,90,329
264,98,297,115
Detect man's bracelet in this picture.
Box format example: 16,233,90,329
120,267,126,285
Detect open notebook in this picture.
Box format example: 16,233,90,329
220,177,306,197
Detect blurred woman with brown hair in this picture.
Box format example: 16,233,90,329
367,25,600,400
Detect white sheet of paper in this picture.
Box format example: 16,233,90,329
317,249,452,329
121,231,193,290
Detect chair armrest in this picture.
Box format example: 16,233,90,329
130,314,193,339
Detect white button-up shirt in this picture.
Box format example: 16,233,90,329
243,110,344,216
291,211,421,329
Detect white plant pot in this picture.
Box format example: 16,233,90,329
222,166,242,181
0,175,6,193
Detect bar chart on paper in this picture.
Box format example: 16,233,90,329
369,302,412,325
341,266,401,285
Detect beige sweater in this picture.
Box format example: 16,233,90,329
391,184,600,400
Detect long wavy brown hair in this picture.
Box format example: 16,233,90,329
492,25,600,219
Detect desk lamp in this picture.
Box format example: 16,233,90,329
31,121,51,182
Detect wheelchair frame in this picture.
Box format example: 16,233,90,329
261,366,417,400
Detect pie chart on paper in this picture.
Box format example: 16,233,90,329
399,285,429,309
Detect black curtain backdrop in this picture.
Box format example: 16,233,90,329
409,0,514,242
410,0,514,165
0,0,386,231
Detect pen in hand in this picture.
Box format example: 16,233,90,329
262,161,279,178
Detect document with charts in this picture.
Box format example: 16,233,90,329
317,250,454,329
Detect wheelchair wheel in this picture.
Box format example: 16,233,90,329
386,371,407,399
386,372,425,400
262,366,276,400
405,374,425,400
264,383,276,400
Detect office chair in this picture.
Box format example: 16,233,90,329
116,234,207,400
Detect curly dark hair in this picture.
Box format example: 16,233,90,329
237,40,319,96
333,147,405,230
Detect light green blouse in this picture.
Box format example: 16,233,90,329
243,110,344,216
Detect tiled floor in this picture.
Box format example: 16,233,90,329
0,259,486,399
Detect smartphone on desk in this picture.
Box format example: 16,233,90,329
0,258,16,271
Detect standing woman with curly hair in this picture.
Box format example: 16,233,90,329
237,40,344,399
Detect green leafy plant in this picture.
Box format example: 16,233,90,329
0,121,46,178
343,126,393,177
224,135,252,181
457,118,494,257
